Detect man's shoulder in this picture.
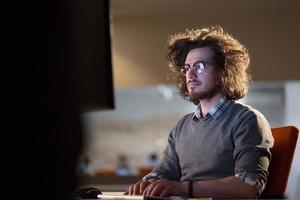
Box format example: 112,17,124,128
179,112,194,121
228,101,270,128
171,112,195,133
229,101,262,115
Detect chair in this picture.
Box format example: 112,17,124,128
260,126,299,199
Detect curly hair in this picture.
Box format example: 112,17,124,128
166,25,251,103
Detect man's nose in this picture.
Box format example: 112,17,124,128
186,68,197,79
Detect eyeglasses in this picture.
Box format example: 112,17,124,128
180,60,207,75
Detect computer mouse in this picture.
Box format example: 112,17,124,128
73,186,102,199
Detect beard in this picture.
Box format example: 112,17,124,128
188,84,221,103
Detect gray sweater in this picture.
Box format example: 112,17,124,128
153,100,274,193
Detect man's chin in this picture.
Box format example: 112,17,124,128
189,90,215,102
189,92,203,103
188,86,221,103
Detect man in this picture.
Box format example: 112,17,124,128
127,25,274,199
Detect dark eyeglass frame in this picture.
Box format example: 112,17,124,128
180,60,208,75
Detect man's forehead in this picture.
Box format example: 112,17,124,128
185,47,215,62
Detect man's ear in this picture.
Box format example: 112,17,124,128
217,74,226,95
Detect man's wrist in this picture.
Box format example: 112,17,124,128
142,172,163,182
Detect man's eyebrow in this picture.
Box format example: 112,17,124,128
185,60,205,64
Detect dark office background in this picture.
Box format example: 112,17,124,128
2,0,113,199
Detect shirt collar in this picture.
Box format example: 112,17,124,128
193,96,232,121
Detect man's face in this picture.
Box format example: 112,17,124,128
185,47,221,102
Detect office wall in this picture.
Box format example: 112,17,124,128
285,82,300,200
110,0,300,88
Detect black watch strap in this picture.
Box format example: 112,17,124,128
188,180,193,198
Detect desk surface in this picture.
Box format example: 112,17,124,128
99,192,211,200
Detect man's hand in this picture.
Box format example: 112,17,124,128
125,178,158,195
142,179,187,197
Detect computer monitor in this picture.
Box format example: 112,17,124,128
73,0,115,111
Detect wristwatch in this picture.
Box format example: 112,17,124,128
142,172,163,181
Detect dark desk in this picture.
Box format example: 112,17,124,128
78,175,143,192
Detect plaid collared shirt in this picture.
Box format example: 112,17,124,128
193,96,231,120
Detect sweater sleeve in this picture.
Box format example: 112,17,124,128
233,107,274,195
151,126,182,181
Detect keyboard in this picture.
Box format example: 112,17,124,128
98,194,174,200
